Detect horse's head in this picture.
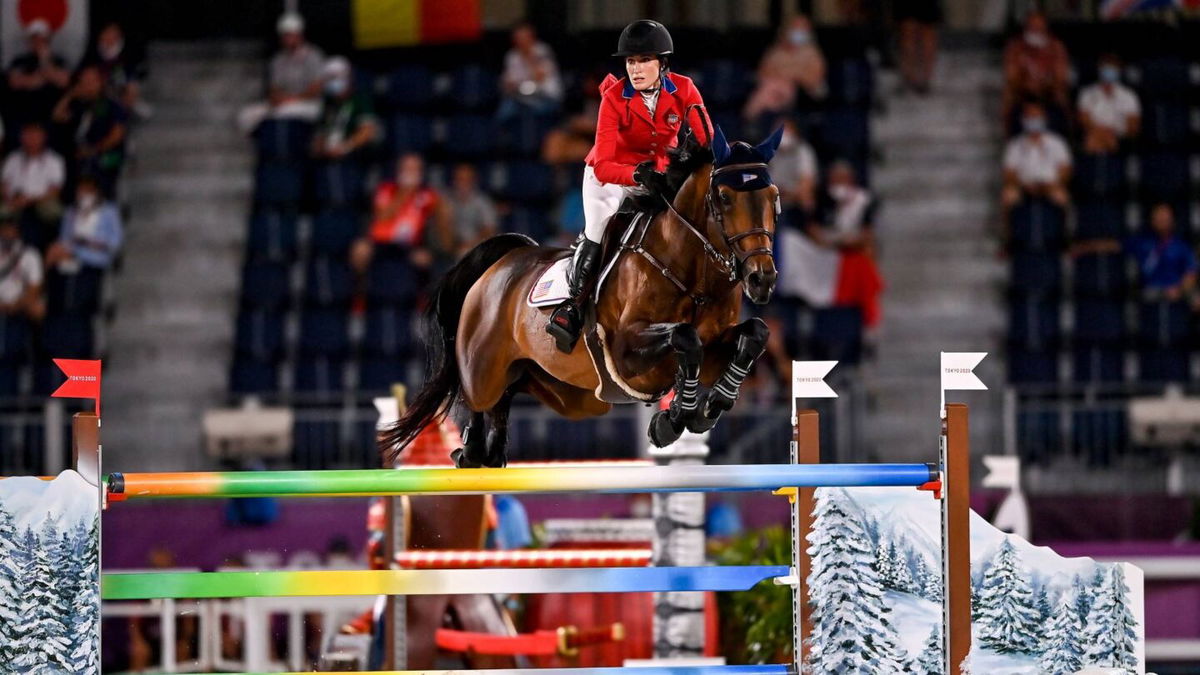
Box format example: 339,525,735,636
708,125,782,305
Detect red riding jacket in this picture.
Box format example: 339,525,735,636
584,72,713,186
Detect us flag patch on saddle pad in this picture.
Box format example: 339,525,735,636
528,257,572,307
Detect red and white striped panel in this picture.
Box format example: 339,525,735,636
394,548,653,569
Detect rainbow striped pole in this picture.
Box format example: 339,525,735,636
106,463,937,501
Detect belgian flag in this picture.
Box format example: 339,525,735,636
351,0,481,48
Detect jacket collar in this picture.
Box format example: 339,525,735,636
622,73,677,98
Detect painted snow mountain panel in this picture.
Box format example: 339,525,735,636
804,487,1145,675
0,472,100,674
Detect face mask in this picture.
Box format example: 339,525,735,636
398,172,421,189
788,29,811,46
830,184,853,201
1024,30,1047,48
78,194,97,210
325,78,348,97
1099,65,1119,83
1023,116,1046,133
780,130,797,149
99,39,123,61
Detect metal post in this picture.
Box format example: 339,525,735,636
650,428,710,657
162,598,177,673
383,496,407,669
45,399,64,476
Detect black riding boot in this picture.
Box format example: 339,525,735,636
546,238,601,353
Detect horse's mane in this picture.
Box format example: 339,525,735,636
663,129,714,199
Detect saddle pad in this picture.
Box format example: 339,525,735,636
527,257,572,307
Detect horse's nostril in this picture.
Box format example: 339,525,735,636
748,272,763,287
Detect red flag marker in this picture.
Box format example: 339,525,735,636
51,359,102,415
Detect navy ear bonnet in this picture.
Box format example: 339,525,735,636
710,125,783,192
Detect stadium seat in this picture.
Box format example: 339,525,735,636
449,64,499,111
1137,347,1190,383
0,365,19,397
1007,296,1060,348
1138,151,1189,203
254,161,304,206
1137,299,1190,347
45,268,104,316
0,315,32,363
254,119,313,162
366,253,420,305
816,105,870,158
303,256,354,308
1010,253,1063,296
387,113,435,156
707,108,743,144
298,308,350,356
239,261,292,310
384,65,435,111
1009,198,1066,252
1072,298,1125,344
234,309,285,361
1072,153,1127,199
1072,344,1124,383
247,207,299,262
314,160,365,207
1136,56,1191,99
503,206,552,240
362,305,415,358
497,161,556,202
826,57,874,106
1073,252,1127,299
40,315,94,359
809,306,863,364
311,207,360,257
1141,99,1190,148
1007,347,1059,384
697,59,753,107
445,113,496,158
1016,409,1062,466
499,111,558,158
1074,199,1127,240
293,356,347,393
357,356,410,393
1071,408,1127,467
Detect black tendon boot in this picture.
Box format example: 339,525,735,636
546,238,602,353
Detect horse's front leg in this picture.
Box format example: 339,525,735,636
637,322,704,447
691,317,769,433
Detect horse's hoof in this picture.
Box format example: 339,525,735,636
688,413,718,434
451,448,484,469
484,451,508,468
648,409,684,447
703,393,736,420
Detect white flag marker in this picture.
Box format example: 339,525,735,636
940,352,987,413
790,361,838,424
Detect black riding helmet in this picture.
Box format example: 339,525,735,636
613,19,673,57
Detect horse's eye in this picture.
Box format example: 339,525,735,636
720,192,732,206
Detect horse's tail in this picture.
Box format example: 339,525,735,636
380,233,536,465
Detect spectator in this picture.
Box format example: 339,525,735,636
1002,11,1070,123
236,13,325,132
1,122,65,247
311,57,379,162
52,66,129,196
82,22,150,120
808,160,883,328
1073,203,1196,301
497,22,563,122
1077,53,1140,155
45,176,123,272
1002,101,1072,212
351,153,451,275
772,117,819,230
447,163,498,257
0,209,45,322
742,15,827,123
896,0,941,94
5,19,71,126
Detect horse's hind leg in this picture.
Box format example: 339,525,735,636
692,318,769,433
483,387,518,468
451,412,491,468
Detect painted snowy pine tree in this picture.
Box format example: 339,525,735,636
9,527,42,673
1083,565,1138,671
31,517,73,672
975,538,1040,654
0,506,19,672
805,488,911,674
913,624,943,675
1034,585,1053,625
914,555,942,602
1039,590,1085,675
1071,574,1094,628
873,539,896,585
68,517,100,673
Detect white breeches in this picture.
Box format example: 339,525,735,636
582,165,629,244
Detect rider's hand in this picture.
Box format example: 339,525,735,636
633,161,670,196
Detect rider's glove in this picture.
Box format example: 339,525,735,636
633,161,671,196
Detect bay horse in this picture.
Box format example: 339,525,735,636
383,124,782,468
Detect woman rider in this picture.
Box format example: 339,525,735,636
546,19,713,353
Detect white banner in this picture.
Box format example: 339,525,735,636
940,351,987,413
791,360,839,399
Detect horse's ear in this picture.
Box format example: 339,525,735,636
711,125,730,165
755,126,785,163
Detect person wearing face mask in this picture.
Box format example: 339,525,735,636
1,122,65,247
45,176,123,275
545,19,714,351
82,22,150,120
353,153,452,277
1077,54,1141,155
0,209,45,322
51,65,129,196
1002,101,1072,214
1002,11,1069,124
743,15,827,124
312,57,379,162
